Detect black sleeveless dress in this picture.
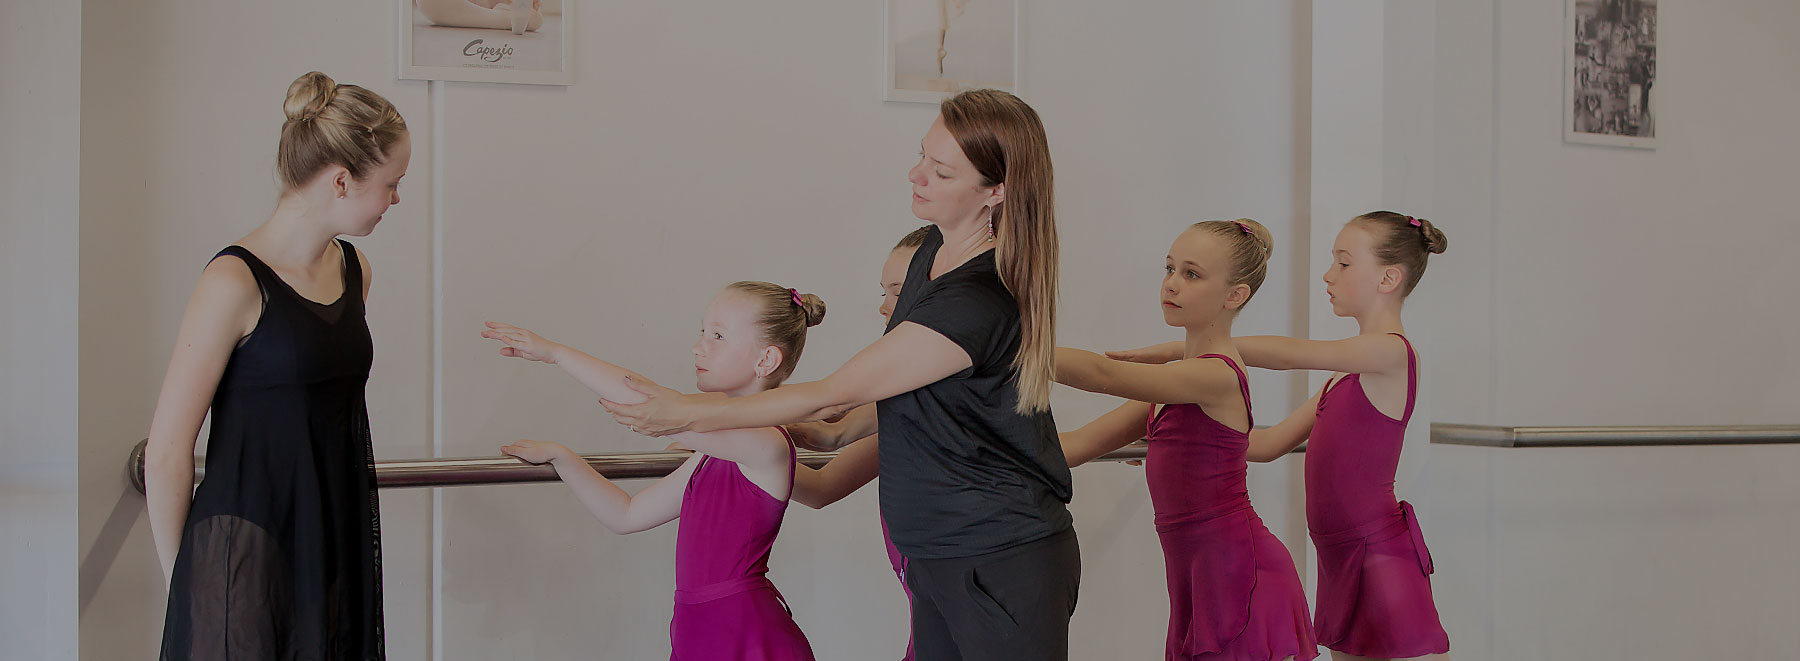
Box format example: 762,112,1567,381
161,239,385,660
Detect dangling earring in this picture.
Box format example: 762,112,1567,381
985,208,996,243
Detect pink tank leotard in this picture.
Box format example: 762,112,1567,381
670,431,815,660
1145,355,1318,660
1305,334,1449,658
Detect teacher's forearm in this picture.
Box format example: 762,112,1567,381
691,380,858,433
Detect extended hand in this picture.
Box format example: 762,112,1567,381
600,376,705,436
501,439,573,465
482,321,561,363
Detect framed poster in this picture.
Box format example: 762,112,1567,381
401,0,575,85
885,0,1019,103
1566,0,1656,148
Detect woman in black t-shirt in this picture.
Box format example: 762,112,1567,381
605,89,1077,660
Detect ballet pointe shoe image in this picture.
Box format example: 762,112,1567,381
416,0,543,33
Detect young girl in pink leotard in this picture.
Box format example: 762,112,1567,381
1256,212,1449,661
1116,211,1452,661
1058,219,1318,661
485,281,825,660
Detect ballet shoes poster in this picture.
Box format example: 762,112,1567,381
401,0,574,85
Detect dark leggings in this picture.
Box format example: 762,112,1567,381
905,529,1081,661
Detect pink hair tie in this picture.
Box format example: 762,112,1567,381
1232,220,1253,235
788,288,804,308
1406,216,1422,228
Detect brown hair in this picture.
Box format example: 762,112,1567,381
1349,211,1448,296
940,89,1057,415
726,281,828,386
277,71,408,192
1188,218,1275,307
894,225,934,251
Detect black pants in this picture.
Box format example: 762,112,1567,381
906,529,1081,661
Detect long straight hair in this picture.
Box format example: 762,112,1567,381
940,89,1057,414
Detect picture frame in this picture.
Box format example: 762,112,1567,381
1564,0,1656,148
884,0,1019,104
400,0,575,86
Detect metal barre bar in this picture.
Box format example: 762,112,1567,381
126,439,1150,494
127,424,1800,494
1429,423,1800,448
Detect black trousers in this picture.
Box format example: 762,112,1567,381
905,529,1081,661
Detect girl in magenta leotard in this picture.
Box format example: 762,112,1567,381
1118,212,1453,661
1273,212,1450,661
484,281,824,660
1057,219,1318,661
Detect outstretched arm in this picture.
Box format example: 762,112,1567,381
1055,347,1240,406
791,435,881,509
784,404,879,452
1104,341,1185,364
1235,334,1409,377
482,322,785,472
502,439,695,534
1247,388,1321,462
483,321,665,405
1059,401,1155,467
603,321,972,435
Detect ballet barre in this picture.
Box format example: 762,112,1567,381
125,439,1151,494
126,425,1800,494
1428,424,1800,448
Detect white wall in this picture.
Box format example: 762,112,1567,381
1,0,82,658
1413,0,1800,658
56,0,1798,658
68,1,1310,659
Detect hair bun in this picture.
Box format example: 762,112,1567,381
1416,218,1449,254
1231,218,1275,264
283,71,338,122
798,294,828,328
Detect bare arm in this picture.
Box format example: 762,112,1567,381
1235,334,1408,376
604,321,972,435
1247,388,1321,462
1059,401,1154,467
791,435,881,509
482,321,659,405
481,323,785,471
1055,347,1240,406
503,440,694,534
1104,341,1185,364
145,257,260,583
784,404,878,452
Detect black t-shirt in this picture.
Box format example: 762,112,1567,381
877,227,1074,559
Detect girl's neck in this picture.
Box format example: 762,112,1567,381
1181,315,1237,359
1352,303,1406,336
722,382,769,398
247,195,342,268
